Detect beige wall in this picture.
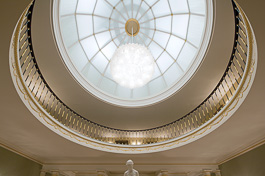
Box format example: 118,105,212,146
0,146,42,176
219,143,265,176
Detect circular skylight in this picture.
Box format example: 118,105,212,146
53,0,213,107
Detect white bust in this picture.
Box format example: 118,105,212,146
124,160,139,176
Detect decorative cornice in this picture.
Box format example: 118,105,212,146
0,137,264,168
2,136,264,169
9,0,257,154
43,163,217,166
0,141,43,165
217,138,265,165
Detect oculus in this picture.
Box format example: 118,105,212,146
53,0,213,107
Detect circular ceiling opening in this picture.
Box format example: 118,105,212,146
53,0,213,107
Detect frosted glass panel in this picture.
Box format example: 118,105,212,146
133,85,149,99
121,0,132,18
76,15,93,39
152,0,171,17
81,36,99,59
101,42,117,60
100,78,116,95
177,43,197,70
76,0,96,14
153,31,170,48
164,63,183,86
60,16,78,48
94,1,113,17
135,2,149,20
152,64,162,79
81,63,101,86
104,65,113,80
169,0,189,13
156,52,174,73
139,33,152,46
140,8,154,23
166,36,185,59
91,52,109,74
145,0,158,6
140,20,155,31
149,77,166,95
188,0,206,15
95,31,111,48
131,0,142,19
172,15,189,39
155,17,172,33
149,42,163,60
187,15,205,47
60,0,77,15
69,43,88,71
93,17,110,33
115,86,131,99
106,0,118,6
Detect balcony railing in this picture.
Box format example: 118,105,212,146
12,0,252,146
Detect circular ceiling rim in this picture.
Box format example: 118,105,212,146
52,0,214,108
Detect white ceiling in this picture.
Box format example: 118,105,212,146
0,0,265,174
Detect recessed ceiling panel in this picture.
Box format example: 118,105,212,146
54,0,213,107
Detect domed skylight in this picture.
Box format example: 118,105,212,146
53,0,213,107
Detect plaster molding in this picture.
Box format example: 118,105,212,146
214,170,221,176
0,139,43,165
51,171,60,176
40,171,47,176
9,1,257,154
41,166,218,176
43,163,217,166
202,170,212,176
217,137,265,165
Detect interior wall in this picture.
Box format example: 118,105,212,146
0,146,42,176
0,0,41,174
219,143,265,176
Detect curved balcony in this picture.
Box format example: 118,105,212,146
9,0,257,153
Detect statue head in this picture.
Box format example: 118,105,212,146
126,160,134,170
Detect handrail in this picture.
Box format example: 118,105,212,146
13,0,250,146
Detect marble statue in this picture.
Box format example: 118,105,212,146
124,160,139,176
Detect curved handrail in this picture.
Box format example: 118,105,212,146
12,0,250,146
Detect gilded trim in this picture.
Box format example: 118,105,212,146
125,18,140,36
9,1,257,154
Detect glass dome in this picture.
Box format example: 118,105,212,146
53,0,213,107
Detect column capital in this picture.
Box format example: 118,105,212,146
202,170,212,176
156,170,169,176
51,170,60,176
40,170,47,176
97,170,108,176
214,170,221,176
